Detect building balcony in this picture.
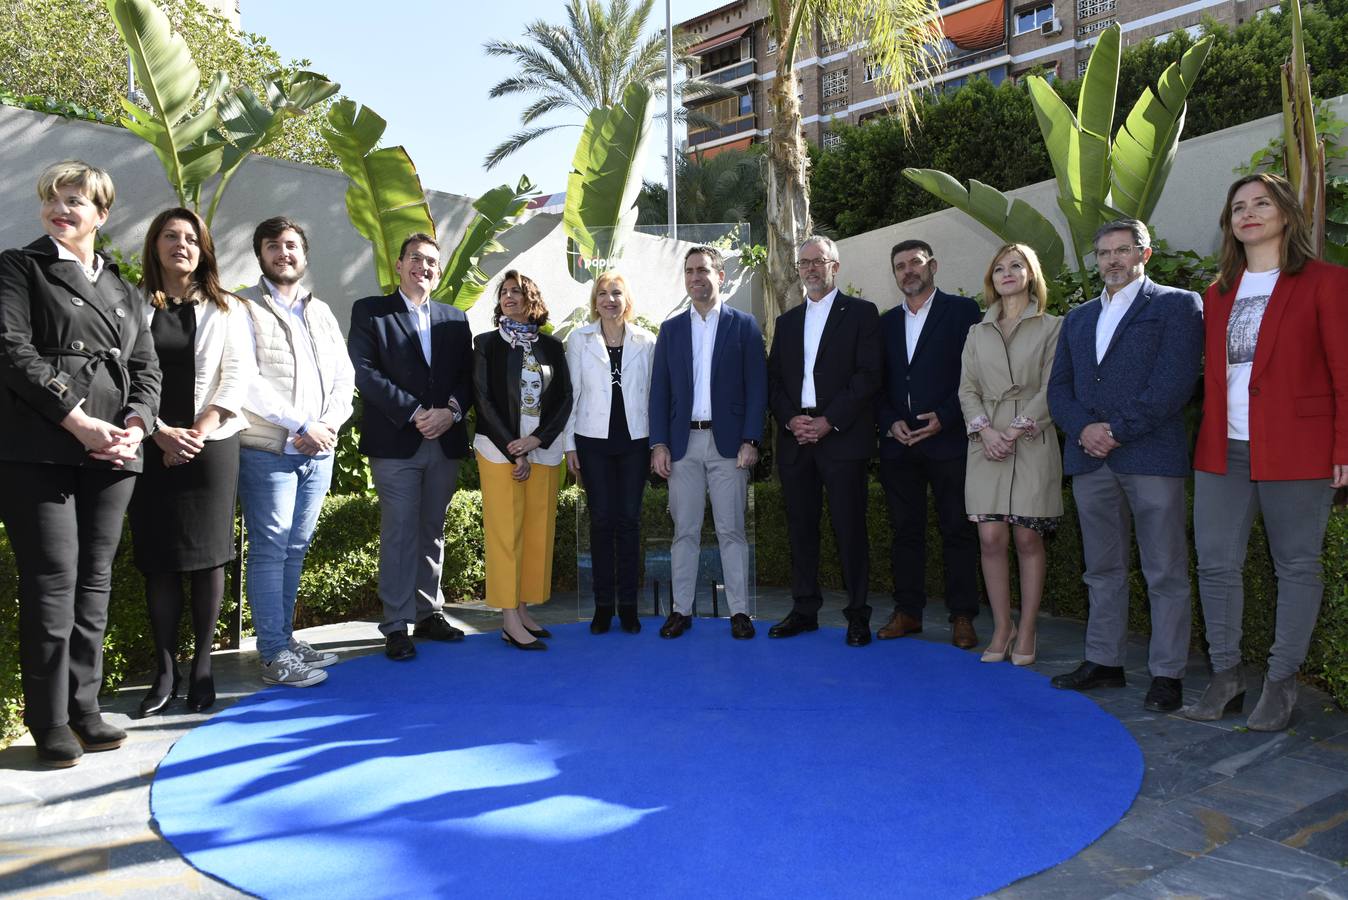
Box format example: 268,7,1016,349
947,44,1006,73
702,60,757,86
688,116,757,146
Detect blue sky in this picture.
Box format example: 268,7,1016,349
245,0,714,199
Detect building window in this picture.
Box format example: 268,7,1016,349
822,130,842,151
1076,17,1115,38
863,57,889,83
739,92,753,116
1184,23,1204,40
1014,4,1054,36
1077,58,1089,77
821,67,849,100
1076,0,1115,19
767,34,777,55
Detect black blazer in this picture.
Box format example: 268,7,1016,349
877,289,983,462
473,330,572,461
347,291,473,459
0,238,160,470
767,291,882,463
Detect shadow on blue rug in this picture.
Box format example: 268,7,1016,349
151,621,1142,899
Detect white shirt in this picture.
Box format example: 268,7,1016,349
256,277,325,455
50,236,104,282
903,288,936,362
1226,268,1280,440
801,288,837,407
1095,276,1145,364
690,300,721,421
399,289,433,365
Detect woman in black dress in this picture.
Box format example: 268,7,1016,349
0,160,160,766
131,208,252,715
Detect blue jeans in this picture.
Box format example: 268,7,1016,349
238,448,334,662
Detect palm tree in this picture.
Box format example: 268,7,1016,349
483,0,724,170
763,1,944,332
638,148,766,243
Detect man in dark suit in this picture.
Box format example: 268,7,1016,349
767,235,882,646
347,233,474,661
649,245,767,640
876,240,983,648
1047,219,1203,712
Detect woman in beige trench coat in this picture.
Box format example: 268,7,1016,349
959,243,1063,666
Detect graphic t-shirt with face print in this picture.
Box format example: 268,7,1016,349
1226,268,1279,440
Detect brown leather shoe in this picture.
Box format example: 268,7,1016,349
876,610,923,640
951,615,978,650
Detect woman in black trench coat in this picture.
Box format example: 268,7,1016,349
0,160,161,767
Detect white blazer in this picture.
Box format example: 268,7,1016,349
563,319,655,451
144,294,257,441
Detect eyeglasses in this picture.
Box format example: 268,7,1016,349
1094,246,1141,261
796,258,835,270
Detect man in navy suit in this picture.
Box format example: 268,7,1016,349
347,233,474,661
876,240,983,648
767,236,882,646
1047,219,1203,712
649,245,767,640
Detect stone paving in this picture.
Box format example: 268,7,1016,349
2,588,1347,899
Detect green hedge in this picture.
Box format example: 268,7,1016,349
3,478,1345,744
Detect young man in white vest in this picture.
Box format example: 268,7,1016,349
237,217,354,687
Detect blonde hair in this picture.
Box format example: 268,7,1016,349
37,160,115,212
983,243,1048,313
589,271,636,322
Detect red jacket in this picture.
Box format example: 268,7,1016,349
1195,258,1348,480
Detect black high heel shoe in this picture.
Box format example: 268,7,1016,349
501,629,547,651
186,674,216,713
526,626,553,639
591,606,614,634
618,607,641,634
137,670,181,718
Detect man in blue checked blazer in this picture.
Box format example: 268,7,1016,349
1046,219,1203,713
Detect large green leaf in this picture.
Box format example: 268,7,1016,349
903,168,1065,276
563,81,654,280
1110,35,1213,222
433,176,538,310
207,71,339,224
105,0,226,207
322,100,435,294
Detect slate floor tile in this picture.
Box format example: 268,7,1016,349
1116,835,1342,899
1116,796,1260,856
1258,787,1348,864
989,828,1188,900
1194,757,1348,827
1291,733,1348,774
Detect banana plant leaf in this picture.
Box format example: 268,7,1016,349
322,100,436,294
1110,35,1212,223
563,82,654,281
207,71,339,225
903,168,1065,276
433,176,538,310
107,0,228,207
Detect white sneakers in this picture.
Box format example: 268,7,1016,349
289,637,338,668
260,649,327,688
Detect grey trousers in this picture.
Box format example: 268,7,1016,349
668,429,750,615
370,440,460,635
1195,440,1334,681
1073,463,1192,677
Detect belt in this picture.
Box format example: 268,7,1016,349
690,420,713,430
800,407,819,416
41,345,130,408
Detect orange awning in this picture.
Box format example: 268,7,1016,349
942,0,1005,51
697,137,755,159
689,25,750,56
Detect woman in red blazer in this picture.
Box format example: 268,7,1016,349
1185,172,1348,732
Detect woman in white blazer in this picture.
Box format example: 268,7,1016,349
130,208,255,716
564,271,656,634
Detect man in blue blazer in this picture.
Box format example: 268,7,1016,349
649,245,767,640
1047,219,1203,712
766,236,883,646
876,240,983,648
347,233,474,661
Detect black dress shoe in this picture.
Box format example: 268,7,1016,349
137,674,181,718
70,714,126,752
1051,661,1126,691
415,613,465,642
618,606,641,634
768,612,819,639
660,611,692,639
186,675,216,713
526,626,553,639
385,631,417,661
33,725,82,768
846,618,872,647
502,630,547,651
591,606,614,634
730,613,755,640
1144,676,1184,712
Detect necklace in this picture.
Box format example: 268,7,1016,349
602,325,624,347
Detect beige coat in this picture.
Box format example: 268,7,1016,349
958,301,1063,518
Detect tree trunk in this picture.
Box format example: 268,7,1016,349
763,30,810,343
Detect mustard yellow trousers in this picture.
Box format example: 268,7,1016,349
479,457,562,609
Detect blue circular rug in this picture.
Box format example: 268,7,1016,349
151,621,1142,899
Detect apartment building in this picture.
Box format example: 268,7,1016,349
679,0,1283,156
